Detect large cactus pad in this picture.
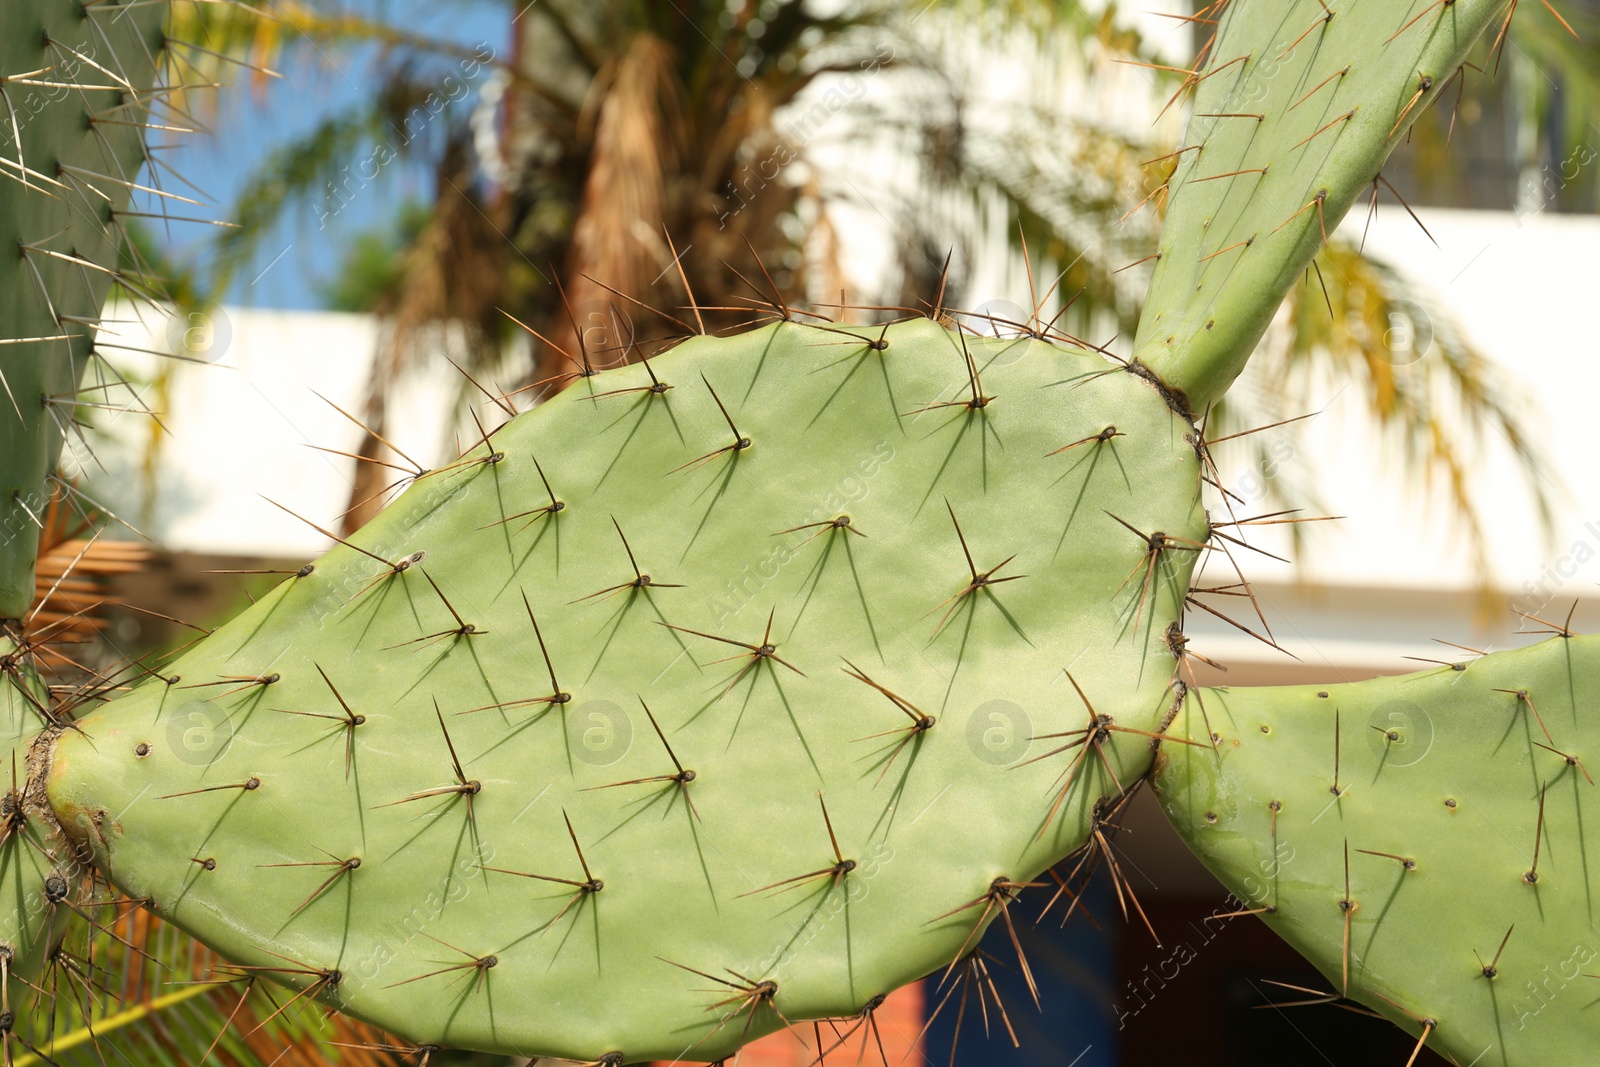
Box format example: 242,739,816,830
0,0,168,618
47,319,1206,1061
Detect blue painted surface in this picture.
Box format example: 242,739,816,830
921,868,1119,1067
133,0,507,310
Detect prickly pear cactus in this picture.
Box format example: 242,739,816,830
0,0,168,997
0,0,167,618
1157,635,1600,1063
46,320,1206,1060
5,0,1584,1063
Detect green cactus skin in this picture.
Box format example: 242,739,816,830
45,319,1205,1061
1133,0,1503,414
1156,635,1600,1065
0,0,168,619
0,635,81,980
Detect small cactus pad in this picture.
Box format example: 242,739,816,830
0,636,77,977
0,0,168,618
1133,0,1501,412
48,319,1205,1061
1156,634,1600,1065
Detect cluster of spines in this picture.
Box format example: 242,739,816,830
0,105,1383,1067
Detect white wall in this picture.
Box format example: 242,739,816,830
79,205,1600,673
78,306,464,559
1191,207,1600,671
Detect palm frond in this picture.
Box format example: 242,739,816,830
209,70,467,293
13,898,408,1067
180,0,1561,596
1210,239,1560,601
555,33,686,374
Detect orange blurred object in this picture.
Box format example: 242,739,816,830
651,983,923,1067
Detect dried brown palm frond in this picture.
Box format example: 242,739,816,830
191,0,1559,587
553,33,688,377
341,136,507,535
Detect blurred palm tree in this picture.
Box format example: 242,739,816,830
187,0,1179,529
173,0,1588,561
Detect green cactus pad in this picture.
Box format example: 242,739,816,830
1156,634,1600,1065
47,319,1205,1061
0,636,77,978
1133,0,1501,412
0,0,168,618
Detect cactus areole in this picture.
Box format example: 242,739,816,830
6,0,1597,1065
